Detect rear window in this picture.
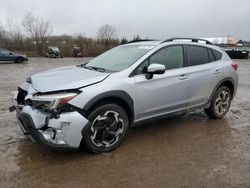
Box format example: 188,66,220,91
187,45,209,66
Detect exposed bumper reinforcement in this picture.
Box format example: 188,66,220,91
14,104,89,150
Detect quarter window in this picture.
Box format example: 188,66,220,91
208,49,216,62
212,49,222,60
135,59,149,75
187,45,209,66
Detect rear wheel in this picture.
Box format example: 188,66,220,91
84,104,129,153
205,86,232,119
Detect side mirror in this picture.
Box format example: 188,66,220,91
145,63,165,79
9,52,13,55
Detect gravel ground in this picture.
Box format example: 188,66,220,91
0,58,249,188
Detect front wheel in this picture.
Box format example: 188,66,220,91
205,86,232,119
83,104,129,153
15,58,23,63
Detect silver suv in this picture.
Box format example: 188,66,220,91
10,38,239,153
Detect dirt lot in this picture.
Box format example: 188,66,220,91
0,58,249,188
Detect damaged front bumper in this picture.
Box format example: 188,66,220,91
10,91,89,150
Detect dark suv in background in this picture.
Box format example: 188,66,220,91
0,48,28,63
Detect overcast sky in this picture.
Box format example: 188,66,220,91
0,0,249,40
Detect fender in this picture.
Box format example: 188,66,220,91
83,90,134,117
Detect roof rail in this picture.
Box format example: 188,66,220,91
161,38,213,45
128,39,157,43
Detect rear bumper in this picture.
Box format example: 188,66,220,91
13,102,89,150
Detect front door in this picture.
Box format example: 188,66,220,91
133,45,189,120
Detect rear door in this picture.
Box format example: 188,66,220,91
133,45,190,120
186,45,223,108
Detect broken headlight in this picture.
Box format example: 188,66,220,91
31,92,77,110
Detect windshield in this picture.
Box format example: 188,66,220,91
85,45,154,72
50,47,59,51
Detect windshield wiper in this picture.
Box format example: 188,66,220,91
77,63,106,72
84,65,105,72
90,66,105,72
77,62,88,68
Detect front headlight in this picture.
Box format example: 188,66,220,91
31,92,77,110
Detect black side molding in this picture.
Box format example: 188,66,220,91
207,77,235,106
83,90,134,117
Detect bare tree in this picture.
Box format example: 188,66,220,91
6,19,21,38
0,22,7,44
131,34,141,42
5,18,24,50
121,37,128,44
97,24,116,42
22,12,52,55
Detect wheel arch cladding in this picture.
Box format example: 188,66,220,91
211,77,235,101
219,80,234,97
83,90,134,124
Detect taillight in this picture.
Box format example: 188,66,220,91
231,63,238,71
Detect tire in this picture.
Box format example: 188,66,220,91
83,104,129,153
15,58,23,63
205,86,232,119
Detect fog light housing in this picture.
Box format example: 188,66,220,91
40,122,70,145
54,122,70,143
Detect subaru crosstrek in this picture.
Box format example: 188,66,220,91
9,38,238,153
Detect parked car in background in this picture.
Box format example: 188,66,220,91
0,48,28,63
72,47,83,58
45,46,63,58
10,38,238,153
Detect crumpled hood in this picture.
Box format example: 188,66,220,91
30,66,110,92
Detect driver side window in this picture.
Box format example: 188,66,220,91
150,45,184,70
135,45,184,75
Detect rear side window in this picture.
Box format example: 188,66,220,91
187,45,209,66
212,49,222,60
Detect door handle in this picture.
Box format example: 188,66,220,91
179,74,189,80
213,69,221,74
